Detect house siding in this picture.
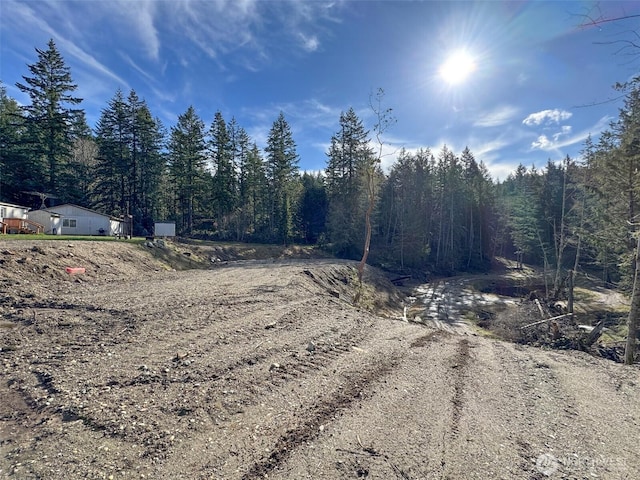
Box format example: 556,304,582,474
27,210,62,235
0,202,29,220
46,204,123,236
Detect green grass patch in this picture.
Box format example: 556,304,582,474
0,234,145,243
600,323,628,344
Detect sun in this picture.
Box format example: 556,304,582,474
439,50,477,85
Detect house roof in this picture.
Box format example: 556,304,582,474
28,209,61,218
46,204,123,221
0,201,30,210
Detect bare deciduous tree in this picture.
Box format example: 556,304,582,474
356,88,395,284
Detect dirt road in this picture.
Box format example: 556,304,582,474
1,241,639,479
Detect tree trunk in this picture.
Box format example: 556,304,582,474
567,269,574,314
357,171,375,283
624,231,640,365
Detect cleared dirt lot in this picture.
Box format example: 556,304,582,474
1,240,639,479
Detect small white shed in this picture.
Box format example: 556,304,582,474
46,204,123,236
27,209,62,235
154,222,176,237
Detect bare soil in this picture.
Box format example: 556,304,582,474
1,240,639,479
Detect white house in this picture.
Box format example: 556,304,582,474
1,201,37,234
27,209,62,235
0,201,29,220
46,204,124,236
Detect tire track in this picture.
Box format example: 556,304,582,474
242,354,401,479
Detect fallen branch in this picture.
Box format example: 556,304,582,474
520,313,573,329
585,319,606,347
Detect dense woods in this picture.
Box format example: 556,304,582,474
1,41,639,295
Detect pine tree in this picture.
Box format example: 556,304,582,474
264,112,299,244
167,106,208,235
209,111,237,236
16,39,83,196
0,83,28,201
238,142,267,240
93,89,165,233
61,111,95,205
325,107,373,257
377,148,436,269
133,103,165,234
299,172,328,244
94,89,130,215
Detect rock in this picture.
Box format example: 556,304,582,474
264,322,277,330
306,342,316,353
269,363,281,371
174,352,189,361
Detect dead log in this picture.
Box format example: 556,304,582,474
520,313,574,330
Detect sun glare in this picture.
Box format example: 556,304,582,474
439,50,477,86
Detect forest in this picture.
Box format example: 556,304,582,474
1,40,640,293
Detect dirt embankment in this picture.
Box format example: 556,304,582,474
1,240,639,479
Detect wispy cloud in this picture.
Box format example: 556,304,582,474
473,105,520,127
115,0,160,60
523,108,572,126
3,0,128,89
158,0,335,69
120,52,155,85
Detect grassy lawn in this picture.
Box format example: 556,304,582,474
0,234,144,243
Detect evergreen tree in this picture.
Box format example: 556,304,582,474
61,111,95,206
238,142,267,240
0,83,28,201
264,112,299,244
299,172,328,244
133,104,165,234
376,148,436,270
325,107,373,257
93,89,165,233
209,111,237,237
167,106,208,235
94,89,130,215
16,39,83,196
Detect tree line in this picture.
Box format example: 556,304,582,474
1,40,639,293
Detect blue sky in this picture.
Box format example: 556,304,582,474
1,0,639,180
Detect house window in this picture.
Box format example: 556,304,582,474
62,219,77,228
0,207,5,219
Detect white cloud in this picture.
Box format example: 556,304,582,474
299,33,320,52
531,134,555,150
530,116,611,153
523,108,572,126
473,105,519,127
